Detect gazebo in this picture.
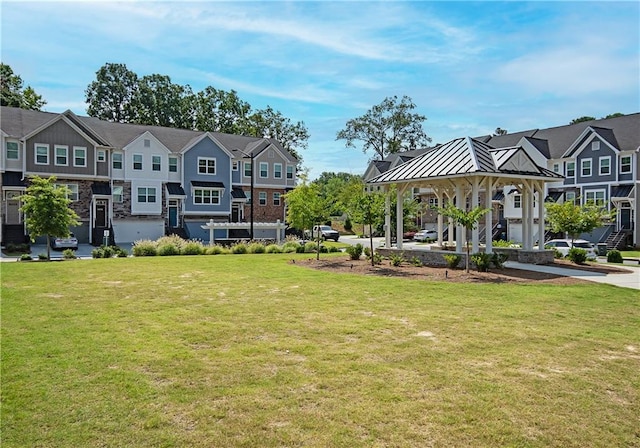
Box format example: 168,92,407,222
366,137,564,262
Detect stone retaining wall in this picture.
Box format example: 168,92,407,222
377,247,554,266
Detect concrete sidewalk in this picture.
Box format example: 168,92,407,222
505,261,640,290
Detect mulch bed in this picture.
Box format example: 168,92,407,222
293,256,632,285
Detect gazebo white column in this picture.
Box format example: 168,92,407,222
537,181,546,248
521,184,530,249
385,189,391,248
455,184,464,253
471,177,480,253
396,184,406,249
435,187,444,246
484,177,494,254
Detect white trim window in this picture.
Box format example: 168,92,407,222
137,187,156,203
599,156,611,176
232,161,239,171
273,163,282,179
133,154,143,170
513,194,521,209
113,186,123,203
198,157,216,175
429,197,439,208
585,190,605,207
35,144,49,165
258,191,267,205
73,146,87,167
591,141,600,151
566,161,575,178
56,183,78,201
246,190,252,204
565,191,576,204
169,156,178,173
112,152,123,170
55,145,68,166
552,163,561,174
6,141,19,160
259,162,268,178
152,155,161,172
193,188,221,205
97,150,106,162
244,161,252,177
273,192,281,206
286,165,294,180
620,156,632,174
581,158,592,177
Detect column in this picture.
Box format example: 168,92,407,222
485,177,493,254
471,177,480,253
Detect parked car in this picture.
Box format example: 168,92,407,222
50,233,78,250
413,229,438,242
307,225,340,241
544,239,597,260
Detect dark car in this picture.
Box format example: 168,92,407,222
50,233,78,250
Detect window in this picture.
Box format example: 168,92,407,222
273,192,281,206
133,154,143,170
244,161,252,177
581,159,592,177
56,183,78,201
55,145,68,166
259,191,267,205
6,141,19,160
144,139,151,147
169,157,178,173
73,147,87,167
198,157,216,175
232,161,239,171
97,150,106,162
286,165,294,180
274,163,282,179
620,156,632,174
113,152,123,170
552,163,560,173
565,191,576,204
113,186,123,203
35,144,49,165
591,141,600,151
246,190,252,204
514,194,521,209
137,187,156,203
193,188,220,204
599,157,611,175
585,190,605,207
566,161,575,178
259,162,268,178
152,155,161,171
429,197,439,207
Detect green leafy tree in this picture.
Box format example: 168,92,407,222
336,95,431,160
570,116,596,124
20,176,80,260
85,63,139,122
284,175,330,259
346,184,385,266
246,106,309,163
312,172,362,217
192,86,251,134
134,74,194,128
436,203,490,272
1,63,46,110
545,199,613,243
493,127,508,136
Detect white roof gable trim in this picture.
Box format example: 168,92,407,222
561,126,619,158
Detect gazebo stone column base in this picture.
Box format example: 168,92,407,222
377,247,554,266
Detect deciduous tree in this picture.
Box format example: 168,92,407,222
545,199,613,243
20,176,80,260
246,106,309,163
336,95,430,160
436,203,490,272
0,63,46,110
85,63,139,122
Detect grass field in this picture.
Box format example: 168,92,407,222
2,254,639,447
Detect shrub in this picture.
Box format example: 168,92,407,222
567,247,588,264
493,240,519,248
157,243,181,256
443,254,462,269
92,247,105,258
38,253,48,260
6,243,30,254
265,244,282,253
550,248,564,259
389,253,405,267
102,246,116,258
346,243,363,260
606,249,623,263
328,245,340,253
132,240,157,257
116,248,128,258
156,235,186,251
182,241,205,255
20,253,32,261
231,243,248,254
363,246,371,258
248,242,266,254
471,252,492,272
491,252,509,269
304,241,317,253
372,252,383,265
62,249,77,259
205,245,223,255
410,256,423,267
281,242,300,253
344,217,352,232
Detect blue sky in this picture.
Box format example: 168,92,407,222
2,1,638,178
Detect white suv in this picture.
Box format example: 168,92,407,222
544,239,597,260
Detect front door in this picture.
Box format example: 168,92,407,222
5,191,21,224
95,200,108,227
620,204,632,230
169,200,179,227
231,203,241,222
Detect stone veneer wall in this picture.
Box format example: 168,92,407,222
377,246,554,266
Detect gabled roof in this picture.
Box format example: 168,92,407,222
562,125,621,158
519,136,550,159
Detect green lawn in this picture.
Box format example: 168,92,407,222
2,254,639,447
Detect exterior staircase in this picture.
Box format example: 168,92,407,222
2,224,27,246
166,226,189,240
92,225,116,246
605,230,630,251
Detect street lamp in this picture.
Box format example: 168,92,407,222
233,149,254,239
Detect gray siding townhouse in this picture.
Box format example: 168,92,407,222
364,113,639,248
0,106,297,246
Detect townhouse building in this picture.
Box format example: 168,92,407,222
0,106,297,246
364,113,639,248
